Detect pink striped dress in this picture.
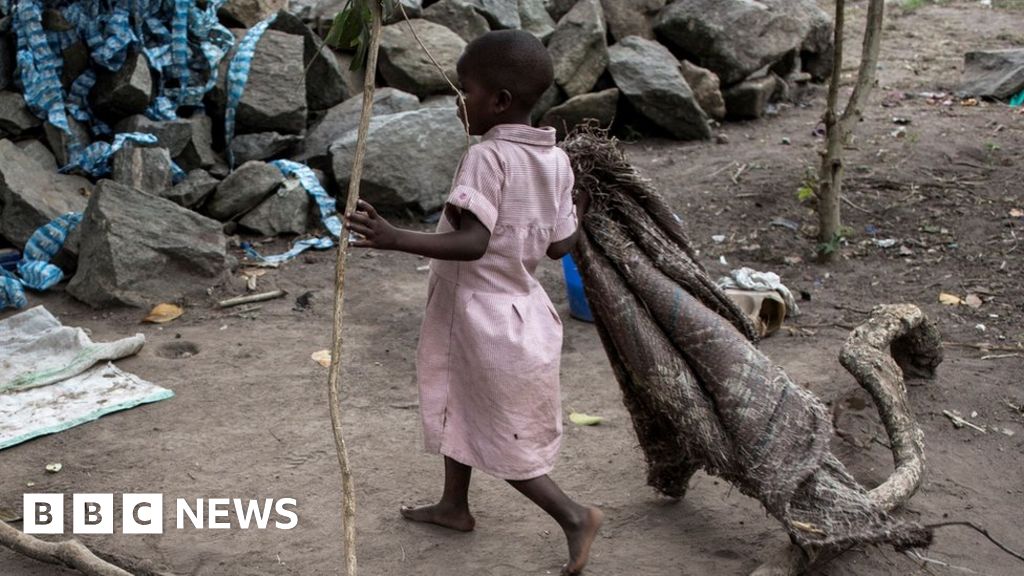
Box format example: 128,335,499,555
416,124,577,481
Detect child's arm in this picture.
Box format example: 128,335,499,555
346,200,490,261
545,187,589,260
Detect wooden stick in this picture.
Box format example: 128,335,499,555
0,520,131,576
327,2,383,575
217,289,286,308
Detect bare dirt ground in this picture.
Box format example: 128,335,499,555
2,2,1022,575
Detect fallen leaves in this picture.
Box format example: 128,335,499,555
143,303,183,324
939,292,984,309
311,349,332,367
569,412,603,426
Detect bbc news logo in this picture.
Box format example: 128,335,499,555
23,494,298,534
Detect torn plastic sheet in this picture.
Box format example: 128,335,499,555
0,213,83,311
225,12,279,168
243,160,348,265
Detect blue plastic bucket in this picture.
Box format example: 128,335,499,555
561,254,594,322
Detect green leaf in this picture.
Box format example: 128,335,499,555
797,185,816,203
569,412,603,426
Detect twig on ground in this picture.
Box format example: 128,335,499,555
218,290,286,308
730,163,748,184
904,550,987,575
924,521,1024,564
980,353,1021,360
942,410,987,433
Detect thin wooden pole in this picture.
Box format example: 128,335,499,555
326,1,383,575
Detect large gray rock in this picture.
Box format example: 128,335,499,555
219,0,288,27
379,19,467,98
801,8,834,81
229,131,302,164
227,29,307,135
67,180,230,308
270,11,348,111
0,91,42,137
424,0,491,42
174,114,220,172
467,0,521,29
0,139,91,251
331,107,468,212
295,88,420,171
16,140,59,172
680,60,726,120
601,0,665,42
91,52,153,121
238,177,312,236
112,145,172,195
723,75,777,119
164,169,219,209
540,87,619,139
114,115,193,157
960,49,1024,100
548,0,608,97
519,0,556,42
654,0,829,86
608,36,710,140
204,160,284,221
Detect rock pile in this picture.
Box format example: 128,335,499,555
0,0,832,309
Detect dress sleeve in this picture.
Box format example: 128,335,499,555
551,155,577,243
445,145,505,232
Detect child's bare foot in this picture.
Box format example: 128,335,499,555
561,506,603,575
400,503,476,532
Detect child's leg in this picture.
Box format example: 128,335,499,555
400,456,476,531
507,475,603,576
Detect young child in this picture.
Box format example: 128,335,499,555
345,30,602,576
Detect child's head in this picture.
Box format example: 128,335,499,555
456,30,554,135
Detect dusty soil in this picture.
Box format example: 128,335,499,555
2,2,1022,575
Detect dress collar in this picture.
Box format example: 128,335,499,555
483,124,557,146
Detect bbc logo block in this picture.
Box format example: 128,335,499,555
24,494,164,535
22,494,297,534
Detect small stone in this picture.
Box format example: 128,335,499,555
164,169,220,209
723,76,778,120
229,132,302,164
112,145,172,195
204,160,284,221
174,114,220,172
114,115,193,157
91,51,153,122
679,61,726,120
238,177,312,236
0,91,42,137
44,117,91,168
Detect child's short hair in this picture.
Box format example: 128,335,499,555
458,30,554,112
